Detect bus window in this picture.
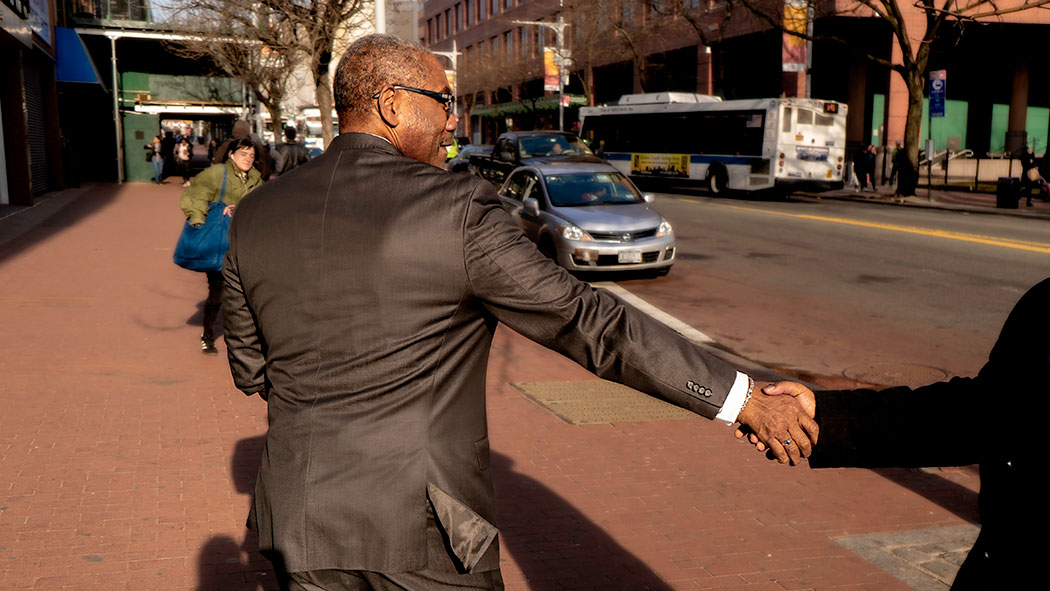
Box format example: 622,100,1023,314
782,108,793,132
815,114,834,127
797,109,813,125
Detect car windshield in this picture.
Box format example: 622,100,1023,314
544,172,643,207
518,135,594,158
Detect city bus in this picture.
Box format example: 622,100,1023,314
579,93,848,195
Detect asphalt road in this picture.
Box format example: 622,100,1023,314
614,192,1048,389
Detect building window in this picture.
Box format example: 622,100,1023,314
504,0,514,10
504,30,513,59
454,4,461,32
465,0,472,26
490,0,498,16
621,0,636,21
427,18,434,44
445,9,451,37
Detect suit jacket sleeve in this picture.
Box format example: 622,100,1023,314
461,181,738,418
222,211,269,398
810,277,1050,469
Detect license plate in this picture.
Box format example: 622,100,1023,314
618,250,642,263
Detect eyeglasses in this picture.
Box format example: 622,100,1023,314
373,85,455,117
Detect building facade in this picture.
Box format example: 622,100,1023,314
421,0,1050,159
2,0,64,206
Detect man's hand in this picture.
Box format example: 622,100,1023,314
734,380,818,465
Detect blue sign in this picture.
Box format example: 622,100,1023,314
929,70,946,118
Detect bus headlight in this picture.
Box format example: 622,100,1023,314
561,225,593,242
656,220,673,237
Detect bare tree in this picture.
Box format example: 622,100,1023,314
161,1,300,132
274,0,368,148
163,0,368,148
739,0,1050,196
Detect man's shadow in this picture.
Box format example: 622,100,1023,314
198,439,669,590
491,451,672,590
196,435,278,591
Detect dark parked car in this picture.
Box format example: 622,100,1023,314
497,162,675,275
470,131,603,185
445,144,491,173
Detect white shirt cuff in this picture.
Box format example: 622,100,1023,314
714,371,751,424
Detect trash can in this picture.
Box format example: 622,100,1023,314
996,177,1020,209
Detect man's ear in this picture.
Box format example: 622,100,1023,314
376,87,400,128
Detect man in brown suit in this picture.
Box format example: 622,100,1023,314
223,35,817,591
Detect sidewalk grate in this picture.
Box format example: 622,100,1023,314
512,380,696,424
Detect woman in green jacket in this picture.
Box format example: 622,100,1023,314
179,137,263,355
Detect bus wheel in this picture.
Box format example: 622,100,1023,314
707,165,728,195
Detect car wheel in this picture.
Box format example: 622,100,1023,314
707,165,728,195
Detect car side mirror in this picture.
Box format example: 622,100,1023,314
523,197,540,216
499,151,515,162
642,193,655,203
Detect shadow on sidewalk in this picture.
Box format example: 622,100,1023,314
0,184,120,265
198,436,670,589
492,451,672,590
874,467,980,525
196,435,279,591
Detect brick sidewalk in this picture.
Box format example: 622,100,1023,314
0,182,980,590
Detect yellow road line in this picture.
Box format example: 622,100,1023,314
679,199,1050,254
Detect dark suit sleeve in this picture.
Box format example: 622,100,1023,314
809,378,982,469
461,182,738,419
810,277,1050,469
222,213,269,398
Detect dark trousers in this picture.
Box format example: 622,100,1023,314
274,517,503,591
202,270,223,340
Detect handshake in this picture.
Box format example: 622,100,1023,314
734,381,818,466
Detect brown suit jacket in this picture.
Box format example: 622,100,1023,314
222,133,738,574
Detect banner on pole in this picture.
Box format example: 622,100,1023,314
782,0,807,73
544,48,559,91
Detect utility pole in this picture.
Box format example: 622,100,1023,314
513,1,570,131
375,0,385,34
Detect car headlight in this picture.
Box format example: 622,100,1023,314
656,220,673,237
561,225,593,242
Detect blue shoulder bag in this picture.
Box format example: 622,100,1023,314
173,168,230,273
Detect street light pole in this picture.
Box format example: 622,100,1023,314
513,1,570,131
433,40,461,132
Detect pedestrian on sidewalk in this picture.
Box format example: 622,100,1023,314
180,137,262,355
222,34,817,591
213,120,274,181
145,135,164,183
175,138,193,187
1019,146,1038,206
888,140,903,186
273,126,311,177
748,276,1049,590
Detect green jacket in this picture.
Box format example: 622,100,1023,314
180,160,262,225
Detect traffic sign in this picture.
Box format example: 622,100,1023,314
929,70,946,118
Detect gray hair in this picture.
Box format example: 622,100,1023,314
334,34,432,126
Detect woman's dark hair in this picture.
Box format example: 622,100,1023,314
224,137,256,161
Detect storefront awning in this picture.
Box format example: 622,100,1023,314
55,27,103,85
470,94,588,117
133,102,247,116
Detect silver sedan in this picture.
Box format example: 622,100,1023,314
497,162,675,275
